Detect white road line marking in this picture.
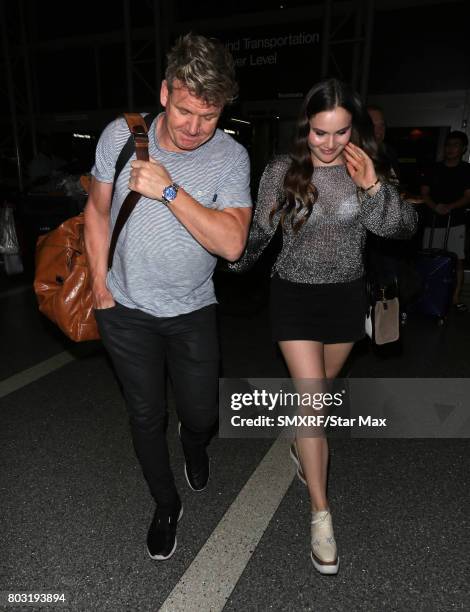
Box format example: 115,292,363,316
159,436,295,612
0,351,76,399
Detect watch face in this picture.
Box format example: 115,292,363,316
163,185,177,201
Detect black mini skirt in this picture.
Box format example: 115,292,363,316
270,274,367,344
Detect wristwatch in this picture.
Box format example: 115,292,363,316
161,182,179,206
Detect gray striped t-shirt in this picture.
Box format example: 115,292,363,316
91,114,252,317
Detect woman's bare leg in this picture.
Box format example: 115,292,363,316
324,342,354,379
279,340,354,511
279,340,328,511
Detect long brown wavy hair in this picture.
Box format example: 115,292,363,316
270,78,391,232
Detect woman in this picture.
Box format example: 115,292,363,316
230,79,417,575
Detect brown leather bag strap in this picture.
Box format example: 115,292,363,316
124,113,151,162
107,113,152,269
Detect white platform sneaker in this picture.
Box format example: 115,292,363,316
310,510,339,575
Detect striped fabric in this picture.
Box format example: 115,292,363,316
91,114,252,317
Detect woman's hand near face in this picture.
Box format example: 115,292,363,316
343,142,378,192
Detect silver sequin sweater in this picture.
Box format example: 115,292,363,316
230,155,418,283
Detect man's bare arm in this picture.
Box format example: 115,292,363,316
83,177,115,308
166,191,252,261
130,158,252,261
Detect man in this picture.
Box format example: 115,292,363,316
366,105,409,302
367,104,400,179
420,131,470,311
365,104,420,310
84,34,252,560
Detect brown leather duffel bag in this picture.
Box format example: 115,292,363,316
34,213,98,341
33,113,154,342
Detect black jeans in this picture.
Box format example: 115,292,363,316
95,303,219,507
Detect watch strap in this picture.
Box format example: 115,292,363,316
162,182,179,205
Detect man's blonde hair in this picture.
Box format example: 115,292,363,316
165,33,238,107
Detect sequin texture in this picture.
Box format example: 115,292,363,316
230,155,418,283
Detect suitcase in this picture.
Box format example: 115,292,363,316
408,214,457,323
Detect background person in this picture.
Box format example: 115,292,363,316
367,104,400,180
366,105,423,316
420,130,470,311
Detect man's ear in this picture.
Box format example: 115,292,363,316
160,80,169,108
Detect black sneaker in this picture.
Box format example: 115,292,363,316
146,497,183,561
178,422,210,492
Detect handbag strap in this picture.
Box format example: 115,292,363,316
107,112,156,269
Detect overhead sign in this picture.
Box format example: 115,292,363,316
219,26,322,100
